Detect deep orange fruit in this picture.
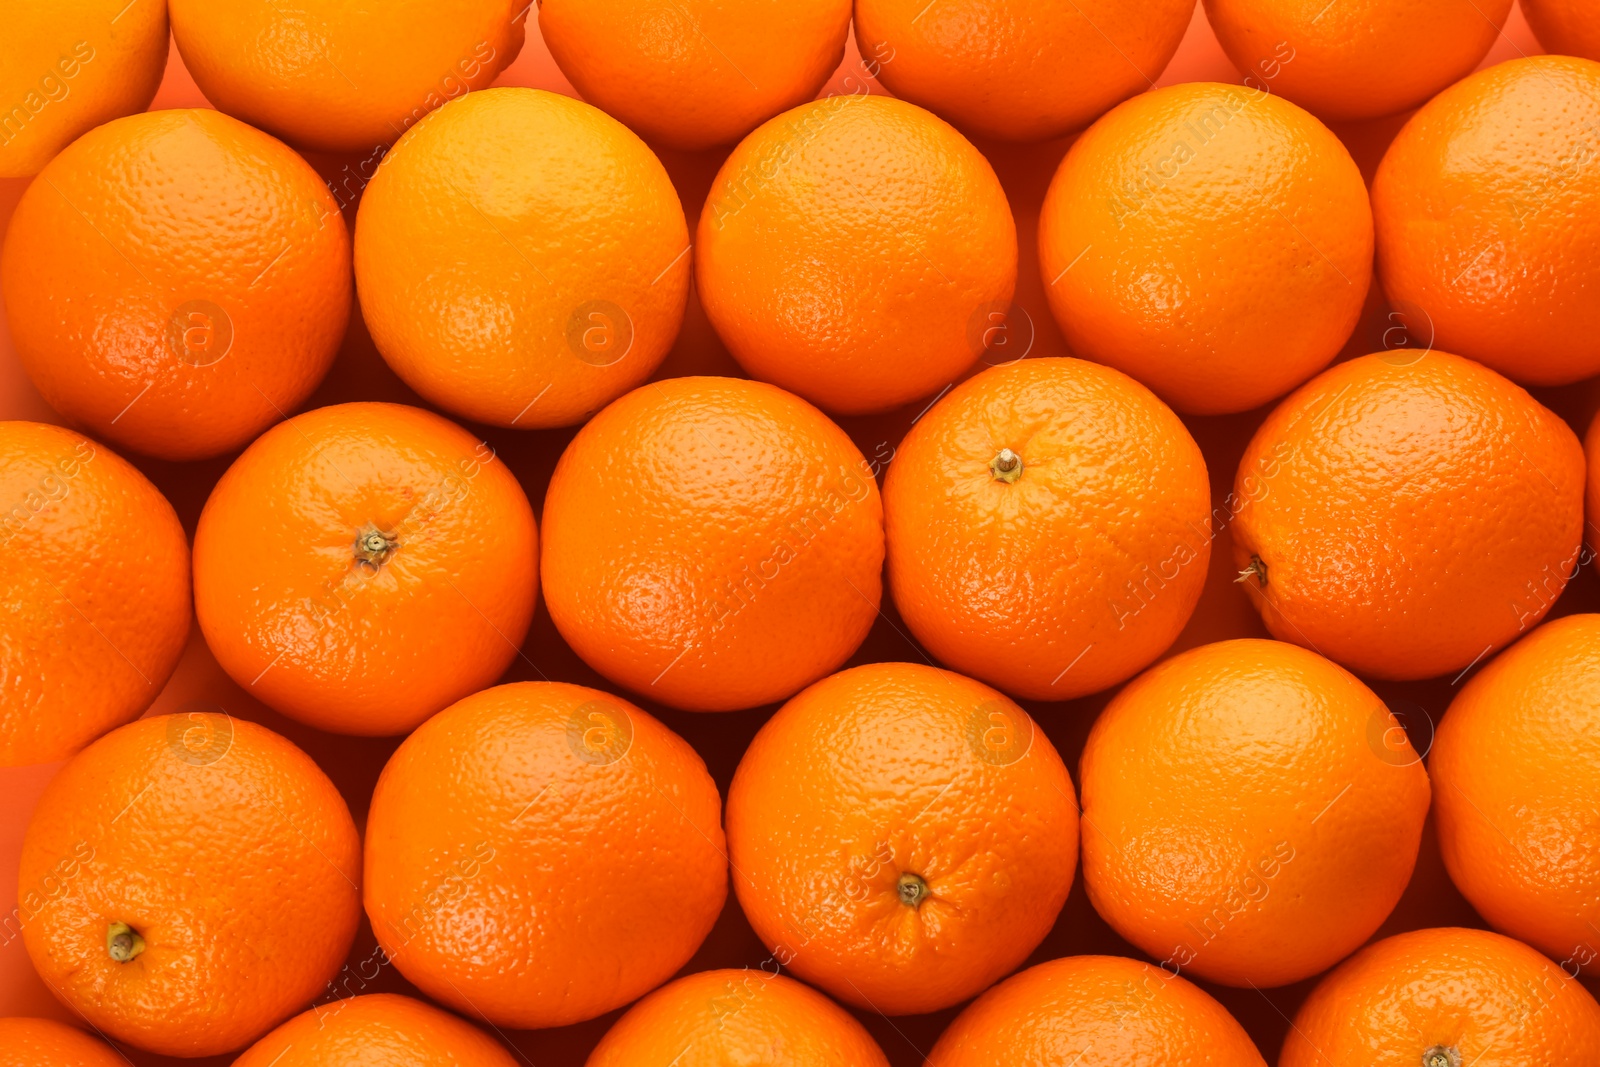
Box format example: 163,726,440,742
19,713,361,1056
234,994,519,1067
0,1018,125,1067
1524,0,1600,59
193,402,538,736
726,662,1079,1015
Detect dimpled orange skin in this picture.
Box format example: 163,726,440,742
697,95,1017,416
1230,352,1584,681
541,377,883,712
885,358,1210,702
355,88,690,429
0,423,189,767
853,0,1193,141
540,0,852,152
1589,412,1600,538
726,662,1079,1015
1281,927,1600,1067
364,682,727,1029
0,1018,126,1067
193,402,537,736
1039,82,1372,416
1432,615,1600,964
0,0,168,177
586,970,891,1067
1081,639,1431,988
1524,0,1600,60
1203,0,1510,122
18,714,360,1057
234,994,520,1067
927,955,1266,1067
0,109,351,462
168,0,524,154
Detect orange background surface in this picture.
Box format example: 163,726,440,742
4,3,1599,1063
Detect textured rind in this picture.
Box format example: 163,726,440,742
0,1017,126,1067
1523,0,1600,59
233,993,520,1067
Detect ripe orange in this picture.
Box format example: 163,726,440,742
726,662,1079,1015
0,108,351,461
192,402,537,736
587,969,890,1067
854,0,1193,141
697,95,1016,415
1373,56,1600,386
19,713,361,1057
0,1018,125,1067
1281,927,1600,1066
0,0,169,177
235,994,519,1067
539,0,853,151
1080,639,1431,988
1231,351,1584,681
927,955,1266,1067
0,422,189,767
167,0,525,154
1590,412,1600,538
1432,615,1600,969
541,377,883,712
1039,82,1371,416
1204,0,1511,121
355,88,690,429
364,681,727,1029
1524,0,1600,60
884,357,1211,701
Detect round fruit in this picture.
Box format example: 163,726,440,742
19,713,360,1057
0,1018,125,1067
1432,615,1600,967
697,95,1016,415
193,402,537,736
885,357,1210,701
1231,351,1584,681
1589,413,1600,538
927,955,1266,1067
1080,639,1431,988
539,0,852,151
1373,56,1600,386
364,681,727,1029
234,994,519,1067
1039,81,1371,416
167,0,524,154
1524,0,1600,60
541,377,883,712
587,970,890,1067
726,662,1079,1015
1281,927,1600,1067
1203,0,1511,121
355,88,690,429
854,0,1193,141
0,422,189,767
0,108,351,461
0,0,169,177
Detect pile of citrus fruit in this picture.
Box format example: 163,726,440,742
4,1,1600,1065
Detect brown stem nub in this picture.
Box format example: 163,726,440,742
1235,554,1268,588
897,872,929,908
990,448,1023,484
106,922,145,963
354,525,397,569
1423,1047,1460,1067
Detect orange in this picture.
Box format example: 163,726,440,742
1080,639,1431,988
235,994,519,1067
853,0,1193,141
1432,615,1600,970
726,662,1079,1015
0,422,188,767
885,357,1211,701
697,95,1016,415
541,377,883,712
586,969,890,1067
0,1018,124,1067
1524,0,1600,60
18,713,361,1057
1590,412,1600,540
192,402,537,736
1281,927,1600,1067
0,108,351,461
354,88,690,429
0,0,169,177
168,0,525,154
1204,0,1511,121
539,0,853,151
1372,56,1600,386
1039,82,1372,416
364,681,727,1029
1231,351,1584,681
927,955,1266,1067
